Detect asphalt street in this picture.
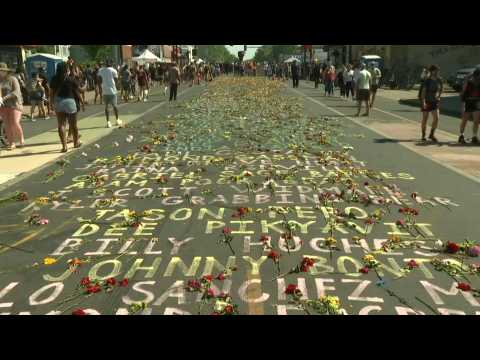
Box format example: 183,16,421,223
0,77,479,315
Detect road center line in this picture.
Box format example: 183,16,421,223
289,87,480,185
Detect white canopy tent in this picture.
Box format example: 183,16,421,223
284,57,300,63
132,49,162,64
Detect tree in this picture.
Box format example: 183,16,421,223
254,45,299,63
197,45,236,63
81,45,113,62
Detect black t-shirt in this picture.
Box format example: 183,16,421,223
50,75,79,99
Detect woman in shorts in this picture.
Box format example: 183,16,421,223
50,62,83,152
420,65,443,142
459,67,480,144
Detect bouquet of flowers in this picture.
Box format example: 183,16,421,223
0,191,28,205
219,227,235,255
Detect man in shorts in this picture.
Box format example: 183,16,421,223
420,65,443,142
459,66,480,144
97,59,122,128
355,63,372,117
369,63,382,108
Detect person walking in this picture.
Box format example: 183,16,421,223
168,62,181,102
136,65,149,102
291,61,299,88
338,66,346,97
312,60,321,89
93,63,103,105
0,62,25,150
28,73,47,121
344,65,354,99
355,63,372,117
459,66,480,144
369,63,382,108
98,60,123,128
49,62,83,152
420,65,443,142
120,65,131,103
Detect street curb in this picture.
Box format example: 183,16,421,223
0,84,202,193
399,98,462,118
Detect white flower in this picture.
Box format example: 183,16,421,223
113,142,119,147
94,144,100,149
126,135,134,143
435,239,443,247
81,152,88,157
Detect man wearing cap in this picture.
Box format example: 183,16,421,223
355,63,372,117
97,60,123,128
459,66,480,144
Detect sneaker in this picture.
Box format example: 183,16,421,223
107,121,112,128
31,118,36,122
429,134,438,143
116,119,123,127
472,136,479,144
44,116,50,120
459,135,466,144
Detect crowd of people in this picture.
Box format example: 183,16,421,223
1,56,479,152
266,59,479,145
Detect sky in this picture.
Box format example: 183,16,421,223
227,45,262,60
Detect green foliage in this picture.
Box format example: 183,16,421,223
197,45,236,63
81,45,113,62
254,45,301,63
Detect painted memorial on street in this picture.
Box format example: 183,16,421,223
0,77,478,315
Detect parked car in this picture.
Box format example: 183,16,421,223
452,65,480,91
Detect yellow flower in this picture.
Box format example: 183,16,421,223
43,257,57,265
363,255,375,263
325,237,337,247
35,197,50,205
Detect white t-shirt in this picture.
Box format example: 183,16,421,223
345,70,354,82
98,67,118,95
357,69,372,90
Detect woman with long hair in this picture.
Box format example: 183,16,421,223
0,62,25,150
50,62,83,152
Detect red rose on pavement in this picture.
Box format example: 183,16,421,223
72,309,87,316
411,193,418,199
206,289,215,298
80,277,91,287
300,257,316,272
446,242,461,254
396,220,406,227
224,305,234,314
203,275,214,283
187,280,201,290
407,260,419,269
457,283,472,292
222,227,232,235
267,250,280,261
106,277,117,286
285,284,299,295
86,284,102,294
216,273,226,281
260,234,269,243
359,267,370,274
119,278,129,287
365,218,375,225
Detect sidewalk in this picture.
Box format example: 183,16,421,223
377,88,462,118
0,85,189,189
